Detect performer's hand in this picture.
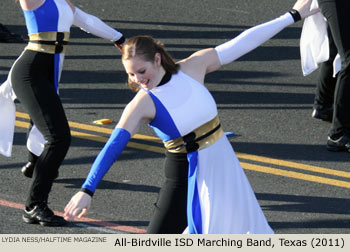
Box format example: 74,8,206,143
64,191,91,220
114,36,126,52
114,42,123,52
292,0,320,19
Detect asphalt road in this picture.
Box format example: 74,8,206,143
0,0,349,234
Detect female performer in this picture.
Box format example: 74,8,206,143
2,0,125,226
64,0,318,233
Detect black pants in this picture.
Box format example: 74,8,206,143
147,151,188,234
314,25,337,110
11,50,71,209
318,0,350,138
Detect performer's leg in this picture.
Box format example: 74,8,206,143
312,25,337,122
147,151,188,234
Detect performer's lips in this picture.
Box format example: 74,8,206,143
139,80,149,86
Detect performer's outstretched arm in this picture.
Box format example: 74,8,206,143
179,0,319,79
215,12,295,65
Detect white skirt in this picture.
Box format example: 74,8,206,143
186,135,274,234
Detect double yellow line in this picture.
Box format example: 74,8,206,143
238,154,350,189
15,112,350,189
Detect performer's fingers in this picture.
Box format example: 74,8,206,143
78,208,88,218
64,201,73,212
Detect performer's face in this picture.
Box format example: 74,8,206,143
123,54,162,91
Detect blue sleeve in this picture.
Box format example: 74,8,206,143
81,128,131,195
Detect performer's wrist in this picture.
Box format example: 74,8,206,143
114,36,126,46
80,188,94,197
289,9,301,23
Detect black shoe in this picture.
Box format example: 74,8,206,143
312,107,333,122
326,134,350,152
21,162,35,178
22,203,67,227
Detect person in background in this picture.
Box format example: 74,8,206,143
316,0,350,152
0,0,125,227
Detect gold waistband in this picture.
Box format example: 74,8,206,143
164,115,223,153
26,42,67,54
28,31,70,42
26,32,70,54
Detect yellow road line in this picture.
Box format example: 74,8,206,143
14,120,164,154
241,162,350,189
236,153,350,178
69,122,161,142
15,112,161,142
15,120,30,128
16,112,30,119
71,130,164,154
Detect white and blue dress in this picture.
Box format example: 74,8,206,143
145,70,274,234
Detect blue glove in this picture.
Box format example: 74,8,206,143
81,128,131,195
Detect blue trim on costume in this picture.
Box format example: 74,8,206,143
187,151,202,234
146,88,202,233
54,54,60,91
225,131,236,138
82,128,131,193
23,0,59,34
23,11,39,34
147,91,181,141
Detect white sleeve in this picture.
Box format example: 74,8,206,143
0,80,16,157
73,7,124,42
300,9,329,76
215,13,294,65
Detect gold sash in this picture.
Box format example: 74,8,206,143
26,31,70,54
164,115,223,153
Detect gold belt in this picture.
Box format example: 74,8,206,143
164,115,223,153
26,31,70,54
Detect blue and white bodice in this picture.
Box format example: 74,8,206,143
23,0,74,34
146,70,218,142
22,0,74,90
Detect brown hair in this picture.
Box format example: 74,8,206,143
122,36,179,91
